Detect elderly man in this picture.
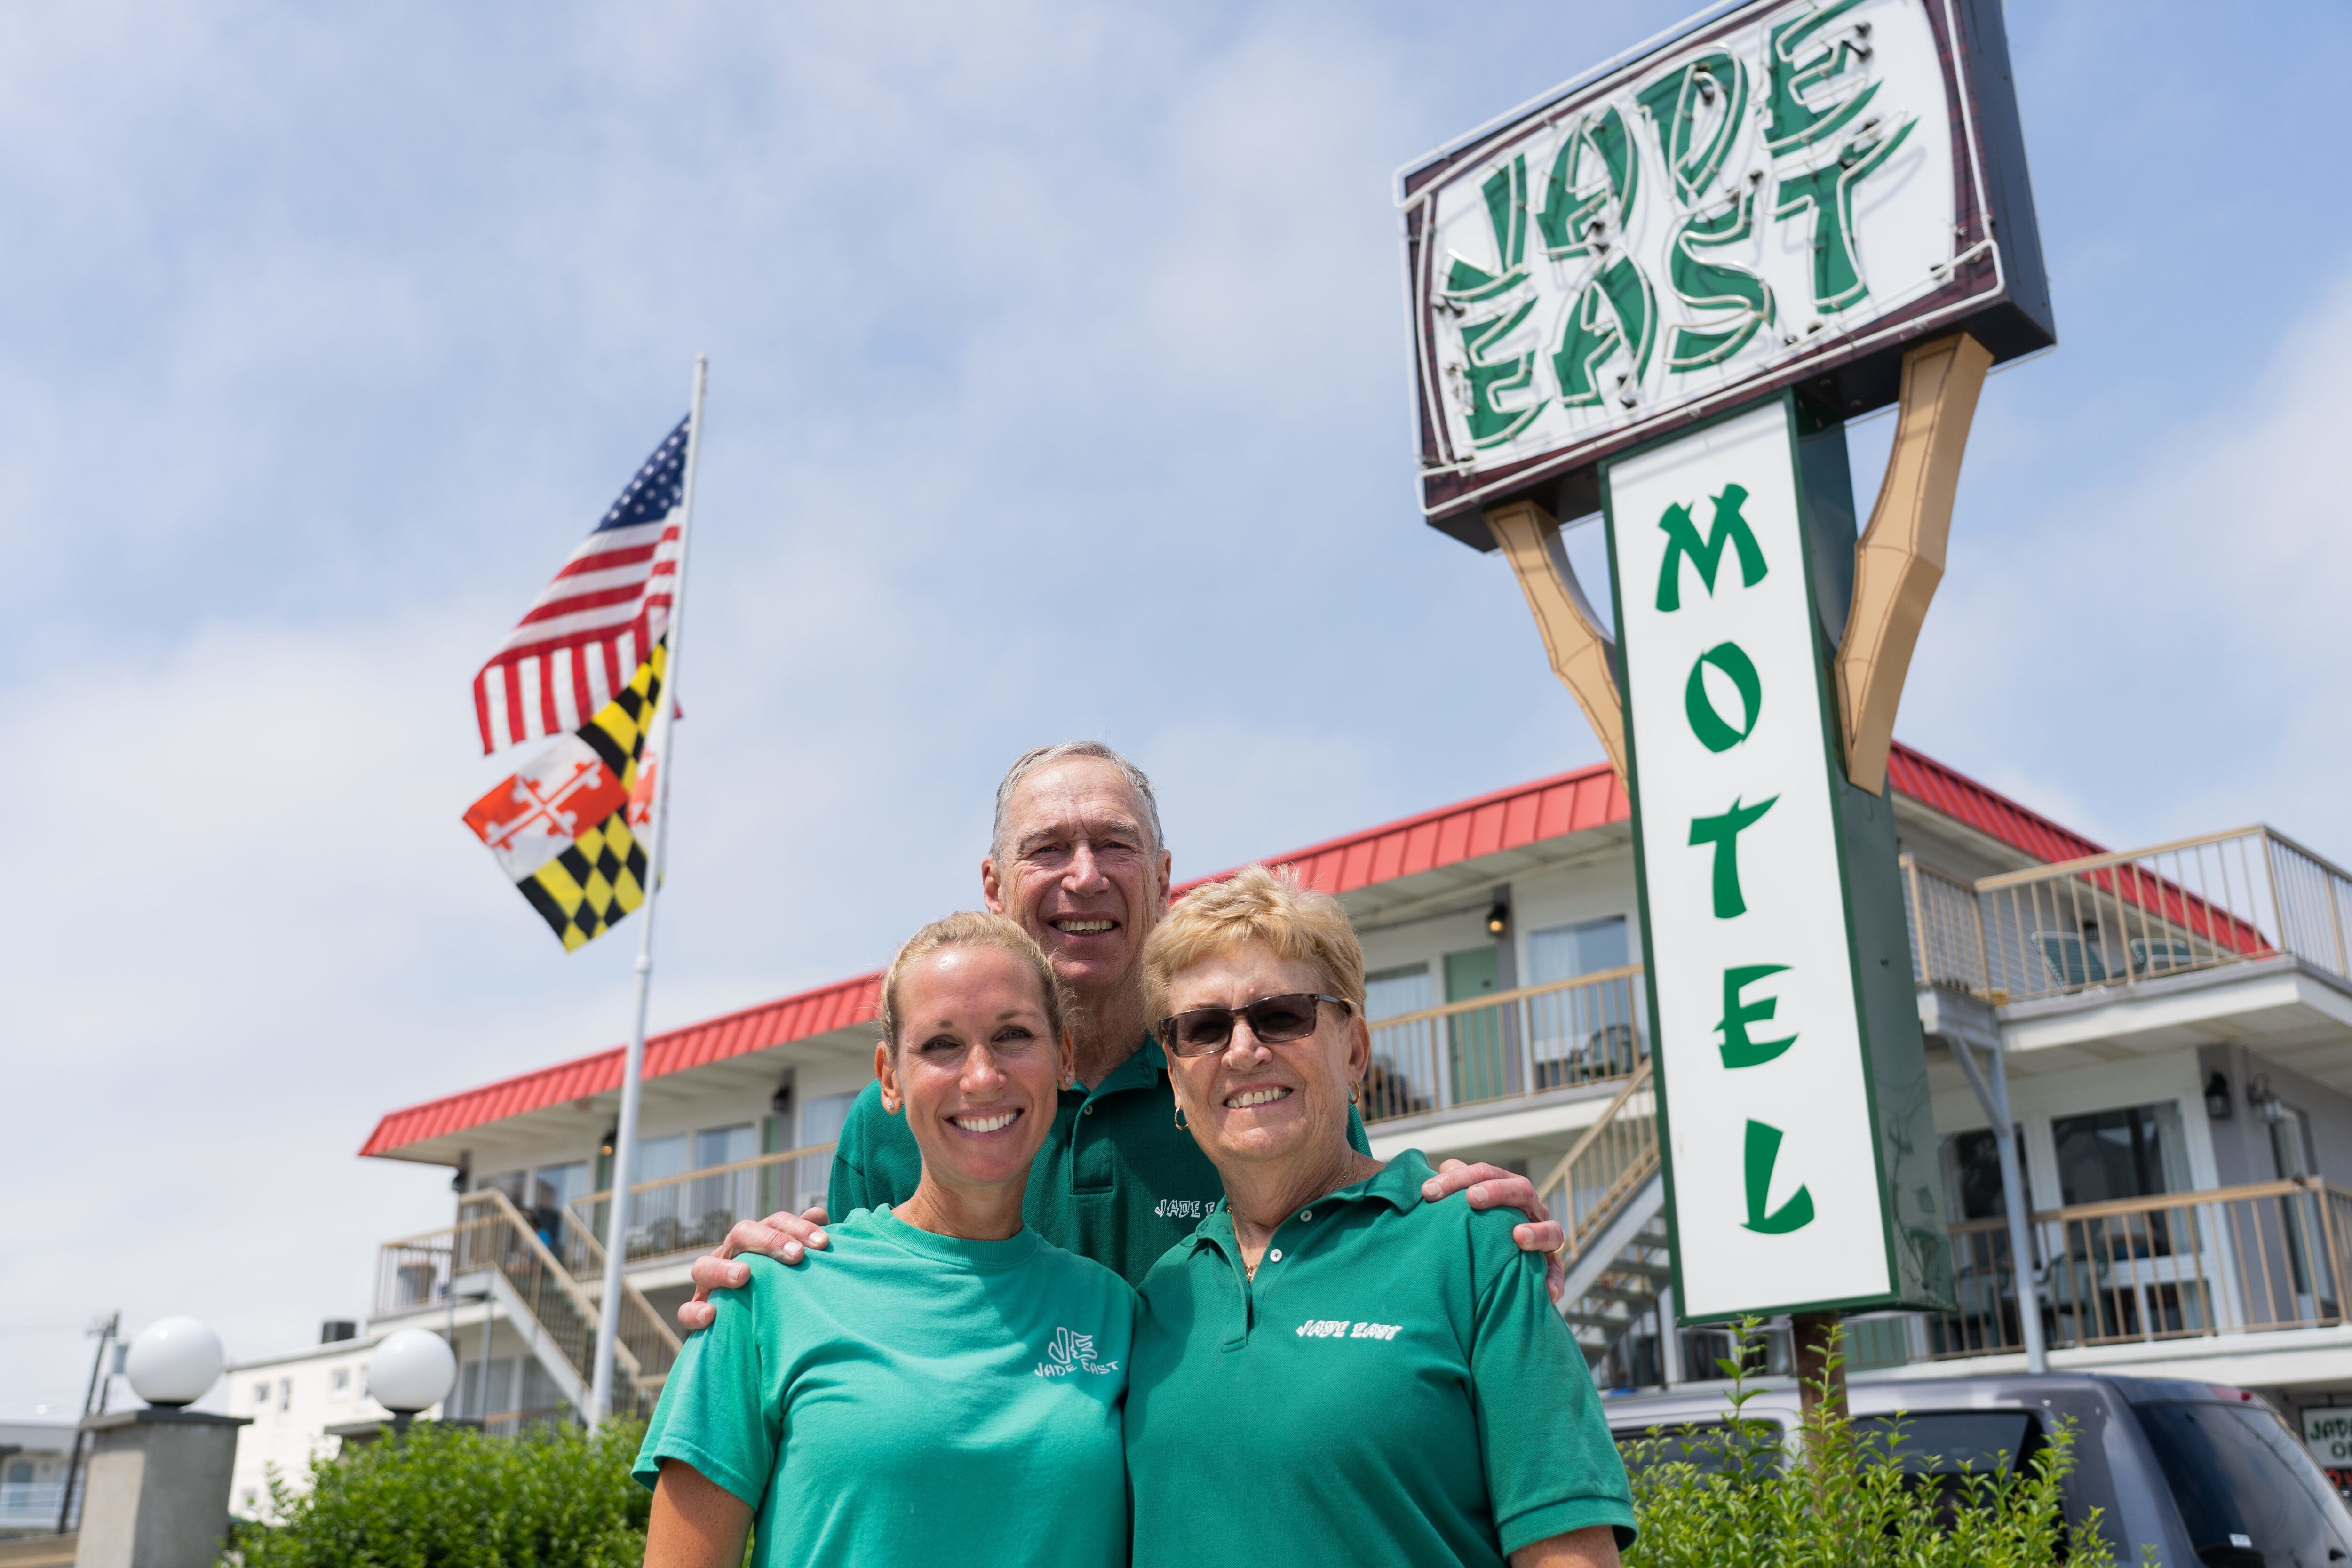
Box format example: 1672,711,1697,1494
678,742,1563,1327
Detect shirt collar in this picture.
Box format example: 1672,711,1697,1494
1179,1150,1436,1259
1076,1034,1170,1102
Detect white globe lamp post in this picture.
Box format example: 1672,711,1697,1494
122,1318,224,1409
367,1329,457,1433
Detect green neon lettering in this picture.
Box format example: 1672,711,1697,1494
1764,0,1879,156
1537,106,1639,260
1773,118,1917,313
1636,49,1748,207
1688,795,1777,918
1717,964,1796,1069
1684,641,1763,753
1742,1119,1815,1234
1665,192,1774,370
1552,255,1656,409
1458,296,1547,448
1442,156,1529,303
1654,485,1765,611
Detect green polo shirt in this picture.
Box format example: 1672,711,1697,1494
1124,1149,1635,1568
633,1205,1132,1568
828,1035,1371,1288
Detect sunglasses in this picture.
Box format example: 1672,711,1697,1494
1154,994,1351,1058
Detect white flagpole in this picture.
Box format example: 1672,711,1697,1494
589,354,708,1430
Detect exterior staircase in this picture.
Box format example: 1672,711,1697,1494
1536,1059,1669,1365
380,1189,682,1423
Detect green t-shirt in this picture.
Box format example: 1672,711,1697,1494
634,1206,1135,1568
1124,1150,1635,1568
829,1035,1372,1288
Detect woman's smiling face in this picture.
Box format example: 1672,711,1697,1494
876,944,1069,1197
1162,940,1365,1178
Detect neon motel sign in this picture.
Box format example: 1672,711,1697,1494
1402,0,2053,1321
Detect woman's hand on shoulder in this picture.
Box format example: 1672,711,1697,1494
1421,1161,1568,1302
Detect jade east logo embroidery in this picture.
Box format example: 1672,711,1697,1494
1034,1327,1119,1378
1296,1319,1400,1341
1152,1198,1212,1221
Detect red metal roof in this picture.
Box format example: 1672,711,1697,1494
1174,760,1631,899
360,743,2088,1160
357,971,880,1158
1883,744,2105,863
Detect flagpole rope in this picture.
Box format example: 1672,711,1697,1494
589,354,708,1430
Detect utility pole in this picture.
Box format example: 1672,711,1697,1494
56,1311,119,1534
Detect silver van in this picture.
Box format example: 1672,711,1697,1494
1602,1373,2352,1566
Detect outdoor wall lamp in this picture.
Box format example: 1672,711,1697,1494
2203,1071,2233,1120
1486,899,1510,937
2249,1074,2287,1123
599,1125,617,1157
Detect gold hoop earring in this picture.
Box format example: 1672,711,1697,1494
1348,1085,1359,1106
1174,1106,1188,1131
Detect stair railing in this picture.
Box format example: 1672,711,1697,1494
1537,1058,1659,1263
554,1205,685,1398
456,1189,651,1410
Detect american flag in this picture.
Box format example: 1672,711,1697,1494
472,415,691,754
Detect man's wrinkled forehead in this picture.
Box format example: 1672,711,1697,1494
1002,763,1152,858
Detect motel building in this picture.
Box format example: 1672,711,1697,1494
345,742,2352,1447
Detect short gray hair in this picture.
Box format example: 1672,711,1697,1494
991,742,1165,864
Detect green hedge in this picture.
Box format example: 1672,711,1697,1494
227,1420,649,1568
235,1333,2114,1567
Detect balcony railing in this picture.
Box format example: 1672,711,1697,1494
1362,965,1645,1124
1929,1176,2352,1359
1903,826,2352,1006
570,1141,838,1268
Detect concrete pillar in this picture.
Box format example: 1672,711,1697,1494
73,1410,250,1568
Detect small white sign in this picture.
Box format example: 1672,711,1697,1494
1607,398,1891,1319
2304,1406,2352,1470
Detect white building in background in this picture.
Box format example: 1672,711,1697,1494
347,743,2352,1473
0,1419,74,1538
223,1322,431,1521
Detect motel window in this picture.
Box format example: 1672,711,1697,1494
1939,1127,2030,1221
633,1133,690,1183
694,1123,757,1171
791,1092,858,1211
252,1382,270,1407
2052,1102,2190,1206
1364,964,1433,1021
476,1169,528,1205
532,1161,590,1213
1526,915,1629,987
332,1368,350,1393
278,1379,292,1412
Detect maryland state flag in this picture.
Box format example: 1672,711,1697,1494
463,641,667,950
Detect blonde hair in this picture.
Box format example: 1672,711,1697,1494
876,911,1072,1051
1142,864,1366,1024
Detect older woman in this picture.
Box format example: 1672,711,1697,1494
1125,866,1635,1568
635,913,1133,1568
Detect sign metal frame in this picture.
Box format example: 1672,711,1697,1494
1398,0,2051,549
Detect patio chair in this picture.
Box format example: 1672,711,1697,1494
2130,937,2198,976
2034,931,2108,989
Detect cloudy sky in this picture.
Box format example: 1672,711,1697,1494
5,0,2348,1415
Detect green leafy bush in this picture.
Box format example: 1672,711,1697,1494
226,1419,649,1568
1623,1325,2122,1568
